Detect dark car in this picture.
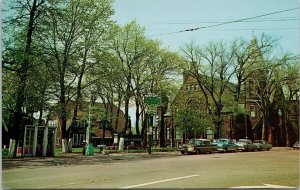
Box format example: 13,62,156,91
293,141,300,150
236,139,258,151
177,138,217,154
253,140,272,151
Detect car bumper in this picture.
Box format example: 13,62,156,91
237,147,246,150
177,147,196,153
216,147,226,152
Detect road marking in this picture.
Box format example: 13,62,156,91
231,183,295,189
120,174,199,189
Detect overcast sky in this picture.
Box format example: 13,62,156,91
112,0,299,54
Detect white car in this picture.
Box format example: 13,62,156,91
236,139,258,151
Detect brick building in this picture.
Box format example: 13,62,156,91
52,102,125,147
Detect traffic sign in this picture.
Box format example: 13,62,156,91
144,96,161,105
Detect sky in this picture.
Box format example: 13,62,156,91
113,0,299,128
112,0,300,54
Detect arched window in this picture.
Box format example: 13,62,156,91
187,99,200,110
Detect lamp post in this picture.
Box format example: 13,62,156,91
244,100,248,139
147,125,153,154
86,104,91,144
164,112,172,147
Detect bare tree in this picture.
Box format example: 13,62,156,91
181,41,236,139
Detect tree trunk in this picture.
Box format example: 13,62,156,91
135,99,140,135
60,74,69,153
159,108,166,147
114,99,121,131
123,82,131,135
8,0,39,158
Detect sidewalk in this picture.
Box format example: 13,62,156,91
2,151,181,170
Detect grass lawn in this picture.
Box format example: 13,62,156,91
55,146,175,156
2,147,175,158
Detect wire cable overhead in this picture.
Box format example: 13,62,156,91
148,7,299,37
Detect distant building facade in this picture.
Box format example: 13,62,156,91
51,102,125,147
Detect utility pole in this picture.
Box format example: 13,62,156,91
147,114,153,154
86,104,91,144
245,93,248,139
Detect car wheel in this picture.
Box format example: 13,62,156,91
225,147,228,152
267,148,271,151
197,149,201,154
181,151,185,155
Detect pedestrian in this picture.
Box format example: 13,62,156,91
82,140,87,155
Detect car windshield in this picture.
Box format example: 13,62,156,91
217,139,228,143
194,140,202,145
253,140,262,143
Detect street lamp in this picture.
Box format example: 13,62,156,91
147,125,153,154
86,104,91,144
164,112,172,147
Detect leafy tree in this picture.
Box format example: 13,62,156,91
108,21,168,137
174,108,214,141
36,0,114,152
2,0,48,158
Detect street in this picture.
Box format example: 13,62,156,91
2,148,299,189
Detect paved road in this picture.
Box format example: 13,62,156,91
2,148,299,189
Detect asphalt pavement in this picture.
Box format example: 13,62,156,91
2,147,299,189
2,151,182,170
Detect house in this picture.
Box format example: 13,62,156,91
52,101,126,147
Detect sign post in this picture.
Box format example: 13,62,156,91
144,96,161,154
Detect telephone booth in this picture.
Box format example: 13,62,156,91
22,125,57,157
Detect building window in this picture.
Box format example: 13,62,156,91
186,85,190,91
249,80,254,93
166,128,170,140
193,84,197,91
250,106,256,118
79,134,85,145
73,134,78,146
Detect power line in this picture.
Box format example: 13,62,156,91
147,7,299,37
148,18,299,25
148,27,298,32
202,27,298,31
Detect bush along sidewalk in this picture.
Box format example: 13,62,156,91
54,146,176,156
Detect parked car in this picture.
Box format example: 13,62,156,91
293,141,300,150
253,140,272,151
212,138,239,152
236,139,258,151
177,138,217,154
